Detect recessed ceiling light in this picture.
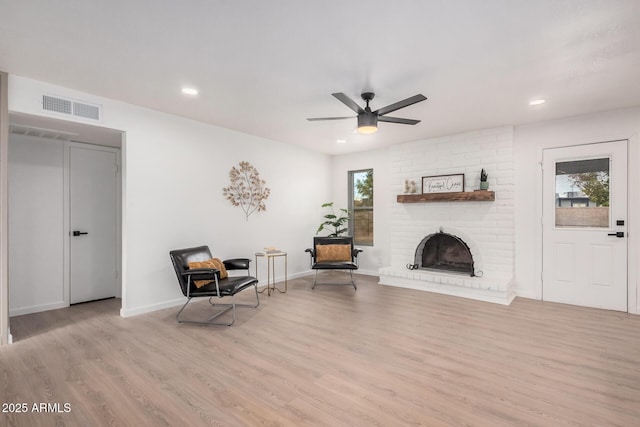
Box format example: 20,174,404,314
181,87,199,96
529,99,546,106
336,139,347,144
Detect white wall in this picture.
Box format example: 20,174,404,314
387,127,515,279
333,128,517,280
7,75,640,317
8,75,332,317
381,127,515,305
514,107,640,312
8,134,65,315
331,146,392,275
333,107,640,311
333,127,516,304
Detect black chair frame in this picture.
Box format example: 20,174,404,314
170,245,259,326
305,236,362,290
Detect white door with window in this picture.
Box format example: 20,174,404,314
542,140,628,311
69,145,118,304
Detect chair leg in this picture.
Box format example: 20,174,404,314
312,270,357,290
176,297,192,321
177,296,238,326
178,284,260,326
227,283,260,309
252,283,260,307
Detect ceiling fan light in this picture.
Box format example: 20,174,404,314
357,125,378,134
357,113,378,134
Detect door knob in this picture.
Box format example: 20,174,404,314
72,230,89,237
607,231,624,238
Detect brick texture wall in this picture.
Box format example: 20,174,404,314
387,126,515,293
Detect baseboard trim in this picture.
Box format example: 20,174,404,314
513,288,539,300
296,269,379,278
9,301,67,317
120,298,185,318
353,269,379,277
122,270,382,317
256,270,311,287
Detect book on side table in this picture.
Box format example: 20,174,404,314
256,247,284,256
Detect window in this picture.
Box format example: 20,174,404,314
349,169,373,246
555,158,609,228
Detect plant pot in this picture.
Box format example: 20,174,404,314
480,181,489,190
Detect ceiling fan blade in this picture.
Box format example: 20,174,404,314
307,116,355,121
377,116,420,125
332,93,364,114
375,94,427,116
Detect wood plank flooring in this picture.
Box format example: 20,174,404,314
2,272,640,426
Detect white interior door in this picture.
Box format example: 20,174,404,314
542,140,628,311
70,145,117,304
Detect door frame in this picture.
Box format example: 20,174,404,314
541,140,628,310
64,141,122,306
0,71,9,345
536,136,639,314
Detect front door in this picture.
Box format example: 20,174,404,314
542,140,628,311
69,145,118,304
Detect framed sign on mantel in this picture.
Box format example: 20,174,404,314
422,174,465,194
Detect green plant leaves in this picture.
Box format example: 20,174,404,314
316,202,350,236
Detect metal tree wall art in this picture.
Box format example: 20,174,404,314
222,161,271,220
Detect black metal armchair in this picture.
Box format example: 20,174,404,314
305,236,362,290
169,245,259,326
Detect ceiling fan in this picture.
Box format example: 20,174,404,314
307,92,427,134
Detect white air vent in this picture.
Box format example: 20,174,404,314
42,94,102,122
73,101,100,120
43,95,72,115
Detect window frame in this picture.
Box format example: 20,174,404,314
348,168,374,246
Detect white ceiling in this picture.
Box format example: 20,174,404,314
1,1,639,155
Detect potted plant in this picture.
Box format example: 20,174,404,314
316,202,350,236
480,169,489,190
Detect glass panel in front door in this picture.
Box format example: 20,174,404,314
555,158,609,228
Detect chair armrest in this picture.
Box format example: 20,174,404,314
182,268,221,297
224,258,251,271
305,248,315,269
353,248,363,257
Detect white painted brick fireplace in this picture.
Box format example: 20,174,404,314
379,126,516,305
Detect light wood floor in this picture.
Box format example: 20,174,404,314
2,272,640,426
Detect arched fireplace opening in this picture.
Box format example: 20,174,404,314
414,231,475,276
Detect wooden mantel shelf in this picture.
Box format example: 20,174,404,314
397,190,495,203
